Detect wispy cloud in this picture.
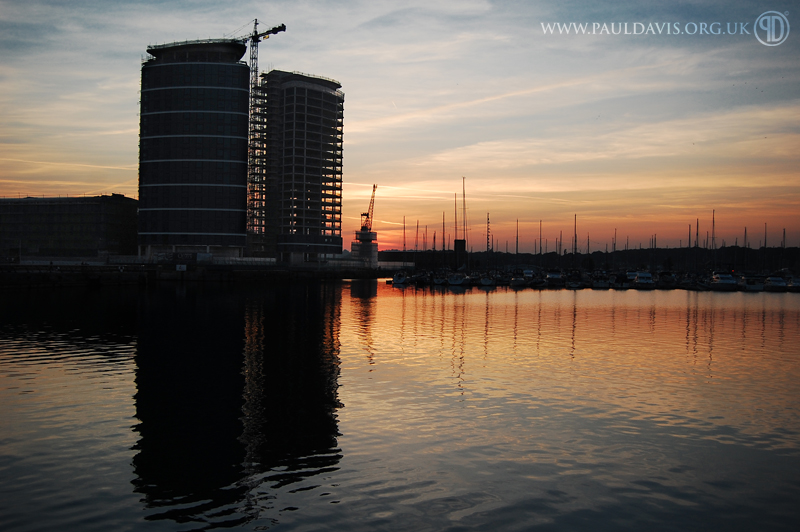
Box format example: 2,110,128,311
0,158,137,171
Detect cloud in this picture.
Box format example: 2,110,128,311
0,158,137,171
0,0,797,246
417,102,800,173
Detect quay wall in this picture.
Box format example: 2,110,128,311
0,263,386,289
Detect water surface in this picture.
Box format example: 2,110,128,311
1,283,799,530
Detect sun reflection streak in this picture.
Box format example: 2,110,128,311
339,286,800,447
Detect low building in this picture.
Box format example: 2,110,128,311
0,194,138,259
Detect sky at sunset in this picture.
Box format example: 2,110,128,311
1,0,798,252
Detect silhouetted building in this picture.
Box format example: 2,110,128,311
248,70,344,263
138,40,250,258
0,194,137,258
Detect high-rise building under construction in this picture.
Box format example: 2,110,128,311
138,40,250,257
248,70,344,262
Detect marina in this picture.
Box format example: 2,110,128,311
387,268,800,293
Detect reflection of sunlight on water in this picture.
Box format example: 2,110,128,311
329,284,800,529
339,286,800,450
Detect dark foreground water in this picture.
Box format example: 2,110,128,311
1,282,799,531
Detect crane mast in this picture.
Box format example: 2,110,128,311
237,19,284,243
245,19,286,119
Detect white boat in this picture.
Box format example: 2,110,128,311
764,276,788,292
633,272,655,290
708,272,738,292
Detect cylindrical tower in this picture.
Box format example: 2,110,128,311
138,40,250,258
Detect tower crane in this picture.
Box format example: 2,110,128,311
361,184,377,233
236,19,286,114
234,19,284,237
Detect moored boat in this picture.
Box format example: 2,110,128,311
392,271,408,285
656,272,677,289
480,274,497,287
633,272,655,290
447,272,468,286
764,276,788,292
433,271,448,286
410,271,430,285
738,275,764,292
509,276,528,288
708,272,738,292
591,271,610,289
788,277,800,293
545,270,565,288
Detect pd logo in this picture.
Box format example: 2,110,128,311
755,11,790,46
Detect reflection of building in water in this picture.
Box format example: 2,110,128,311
132,285,248,526
0,285,138,340
132,283,342,528
239,282,342,500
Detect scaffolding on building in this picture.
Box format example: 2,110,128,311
247,71,344,259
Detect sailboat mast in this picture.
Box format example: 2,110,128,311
572,214,577,268
462,176,467,247
712,210,716,250
696,219,699,248
486,213,490,253
454,194,458,241
539,220,542,257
